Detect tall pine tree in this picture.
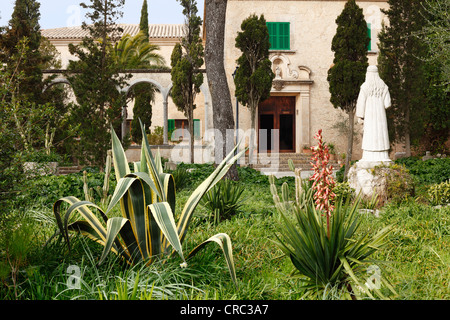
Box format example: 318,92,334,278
67,0,129,170
327,0,369,179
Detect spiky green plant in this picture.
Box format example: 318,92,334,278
270,168,397,300
52,120,244,286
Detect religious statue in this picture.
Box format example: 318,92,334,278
355,65,392,163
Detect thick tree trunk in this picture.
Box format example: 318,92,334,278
404,107,411,157
204,0,239,180
344,108,355,180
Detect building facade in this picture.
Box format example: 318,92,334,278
42,0,390,163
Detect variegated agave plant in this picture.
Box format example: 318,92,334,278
52,120,245,285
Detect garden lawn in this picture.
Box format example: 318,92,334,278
0,164,449,300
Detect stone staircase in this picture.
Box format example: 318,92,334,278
56,166,82,175
248,153,339,178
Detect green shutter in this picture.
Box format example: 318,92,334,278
266,22,290,50
367,23,372,51
193,119,200,140
168,119,175,132
279,23,290,50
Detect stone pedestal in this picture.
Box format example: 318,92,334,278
347,160,392,200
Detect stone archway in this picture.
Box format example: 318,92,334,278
42,69,212,146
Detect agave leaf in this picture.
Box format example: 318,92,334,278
187,233,237,286
99,217,129,265
339,255,375,300
53,196,108,249
106,172,160,215
148,202,186,264
177,146,246,244
140,119,166,201
111,125,131,181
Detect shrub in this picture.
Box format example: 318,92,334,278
146,126,164,145
396,157,450,184
332,181,355,203
427,180,450,206
201,179,245,223
170,167,190,191
270,131,396,299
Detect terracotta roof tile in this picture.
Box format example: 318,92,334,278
41,24,185,40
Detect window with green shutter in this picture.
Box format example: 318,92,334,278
367,23,372,51
267,22,290,50
168,119,201,140
193,119,200,140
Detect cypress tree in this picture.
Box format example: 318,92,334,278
327,0,369,179
171,0,204,163
130,0,155,145
0,0,70,155
140,0,149,39
234,14,274,163
0,0,47,102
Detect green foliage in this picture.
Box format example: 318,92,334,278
139,0,149,40
201,179,245,223
396,157,450,184
0,0,45,103
327,0,368,178
170,167,191,191
327,0,369,111
234,14,274,109
415,0,450,91
146,126,164,145
332,181,355,203
427,180,450,206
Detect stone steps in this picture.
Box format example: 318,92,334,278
247,153,339,172
56,166,82,175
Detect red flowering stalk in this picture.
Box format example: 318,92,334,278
309,129,336,238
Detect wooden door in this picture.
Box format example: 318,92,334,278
258,96,295,153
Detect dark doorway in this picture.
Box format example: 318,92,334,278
259,114,274,152
258,96,296,153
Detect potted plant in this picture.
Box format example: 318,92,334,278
302,144,313,154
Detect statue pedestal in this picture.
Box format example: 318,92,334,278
347,159,392,201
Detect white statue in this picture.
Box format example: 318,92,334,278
356,65,392,163
275,66,282,79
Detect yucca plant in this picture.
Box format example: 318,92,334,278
270,171,396,299
270,131,396,299
52,120,245,286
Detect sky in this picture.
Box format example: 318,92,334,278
0,0,204,29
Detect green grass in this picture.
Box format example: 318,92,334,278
1,163,449,300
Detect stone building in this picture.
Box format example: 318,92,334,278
41,0,391,165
